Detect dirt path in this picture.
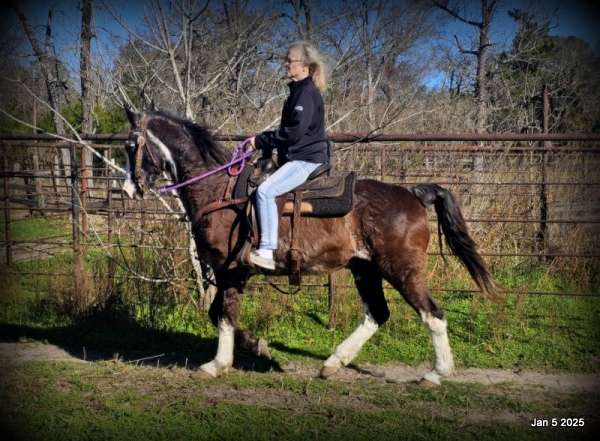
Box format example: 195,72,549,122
2,342,598,393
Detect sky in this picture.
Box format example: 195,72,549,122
4,0,600,90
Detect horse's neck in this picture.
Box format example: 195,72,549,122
171,152,229,217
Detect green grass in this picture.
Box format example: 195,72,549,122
2,251,599,441
2,254,600,373
2,239,600,374
1,215,71,242
0,360,597,441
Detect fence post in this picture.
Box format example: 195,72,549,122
3,148,11,266
80,143,89,246
328,272,337,330
70,143,85,310
536,85,550,261
31,99,45,213
106,145,115,298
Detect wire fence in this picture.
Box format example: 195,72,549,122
2,132,600,324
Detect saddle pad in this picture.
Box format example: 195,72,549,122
280,172,356,217
283,175,346,200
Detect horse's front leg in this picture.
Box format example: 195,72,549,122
197,284,239,378
197,269,269,378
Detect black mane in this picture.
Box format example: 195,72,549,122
149,111,230,165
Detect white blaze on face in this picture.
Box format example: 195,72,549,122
146,129,178,182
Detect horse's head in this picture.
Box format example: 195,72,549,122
122,106,169,199
122,106,231,199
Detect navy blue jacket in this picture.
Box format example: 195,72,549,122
255,76,328,164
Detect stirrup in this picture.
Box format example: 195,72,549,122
248,250,276,270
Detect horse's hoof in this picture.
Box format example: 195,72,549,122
417,377,440,388
195,361,231,379
191,369,217,380
419,370,442,387
319,365,340,379
257,338,272,359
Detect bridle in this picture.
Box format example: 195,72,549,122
126,122,254,224
126,126,162,194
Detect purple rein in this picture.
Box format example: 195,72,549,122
157,138,254,193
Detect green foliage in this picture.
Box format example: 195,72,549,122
93,104,128,134
35,101,128,134
1,216,70,242
0,112,31,134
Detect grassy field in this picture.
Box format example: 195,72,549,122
1,215,71,242
2,249,600,373
1,218,599,441
0,358,597,441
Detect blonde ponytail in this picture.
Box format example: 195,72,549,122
289,40,329,93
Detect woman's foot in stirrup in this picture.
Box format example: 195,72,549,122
249,249,276,270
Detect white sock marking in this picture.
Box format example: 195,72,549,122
324,311,379,368
420,311,455,376
200,319,234,377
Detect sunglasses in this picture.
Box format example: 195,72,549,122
282,57,305,65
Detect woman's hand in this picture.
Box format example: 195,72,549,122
249,136,256,150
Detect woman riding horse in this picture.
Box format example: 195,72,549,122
248,41,329,270
122,45,498,383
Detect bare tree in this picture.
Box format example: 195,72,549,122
320,0,435,132
433,0,498,132
10,1,71,172
81,0,94,136
283,0,313,40
80,0,94,240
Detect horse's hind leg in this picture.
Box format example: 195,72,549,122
384,268,455,385
320,259,390,378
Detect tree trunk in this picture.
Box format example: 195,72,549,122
80,0,94,238
475,0,493,133
12,3,70,174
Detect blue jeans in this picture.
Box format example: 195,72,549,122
256,160,321,250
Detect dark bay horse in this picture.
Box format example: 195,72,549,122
123,108,498,385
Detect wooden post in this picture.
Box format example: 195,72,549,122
106,146,115,298
543,85,551,148
537,85,550,261
3,149,12,266
327,272,337,330
70,143,84,310
80,144,89,246
31,98,45,213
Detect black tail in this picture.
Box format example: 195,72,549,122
411,184,499,298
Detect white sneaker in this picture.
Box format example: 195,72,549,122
249,249,276,270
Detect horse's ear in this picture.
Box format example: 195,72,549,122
150,99,158,112
124,104,140,127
